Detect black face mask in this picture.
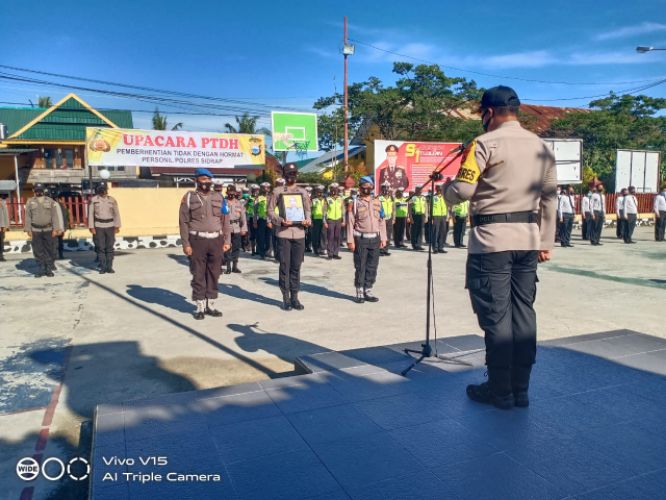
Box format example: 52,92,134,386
35,192,44,197
360,187,372,196
227,192,235,200
198,182,212,193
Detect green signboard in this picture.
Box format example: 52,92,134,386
271,111,318,152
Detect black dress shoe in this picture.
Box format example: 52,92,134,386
438,248,447,253
291,296,305,310
432,249,438,254
205,307,223,317
106,268,115,274
46,270,55,277
333,255,342,260
194,311,205,320
99,269,106,274
514,391,529,408
466,382,514,410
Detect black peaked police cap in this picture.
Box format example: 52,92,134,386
480,85,521,109
282,163,298,175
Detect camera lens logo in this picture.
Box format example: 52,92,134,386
16,457,40,481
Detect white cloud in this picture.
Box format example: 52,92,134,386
594,22,666,41
483,50,557,69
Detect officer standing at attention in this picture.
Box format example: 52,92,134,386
557,185,575,247
179,168,231,320
223,184,248,273
271,178,287,262
378,181,393,256
24,184,63,277
240,187,251,252
56,194,72,260
408,185,428,250
246,184,259,255
444,86,557,410
581,188,591,240
311,185,326,256
621,186,638,244
254,182,271,260
654,184,666,241
0,194,9,261
268,163,311,311
348,176,387,303
615,188,627,239
88,182,121,274
452,200,469,248
324,182,344,259
431,183,449,254
590,183,606,246
393,187,408,248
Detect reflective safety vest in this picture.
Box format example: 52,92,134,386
312,198,324,219
395,196,408,218
379,195,393,218
413,196,427,215
431,195,446,217
256,195,268,218
245,196,255,217
453,200,469,217
326,197,343,221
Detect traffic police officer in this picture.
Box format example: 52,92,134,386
179,168,231,319
311,185,326,256
431,184,448,253
347,176,387,303
268,164,311,311
378,181,393,256
247,184,259,255
444,86,557,409
409,186,428,250
324,182,344,259
24,183,63,277
0,194,9,261
393,187,409,247
88,182,121,274
452,200,469,248
223,184,248,273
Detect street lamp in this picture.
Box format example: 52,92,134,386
636,46,666,53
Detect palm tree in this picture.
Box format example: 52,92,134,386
152,108,167,130
224,112,270,135
38,96,52,108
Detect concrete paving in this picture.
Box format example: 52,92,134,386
0,226,664,499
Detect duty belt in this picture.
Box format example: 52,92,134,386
31,223,52,229
471,211,538,228
353,231,379,239
189,231,220,239
230,219,241,224
95,218,114,223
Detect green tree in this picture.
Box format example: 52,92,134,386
224,112,271,135
152,108,183,130
546,93,666,189
38,96,52,108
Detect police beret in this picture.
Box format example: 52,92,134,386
385,144,399,153
194,168,214,178
480,85,521,109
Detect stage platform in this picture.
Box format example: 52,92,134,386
91,330,666,499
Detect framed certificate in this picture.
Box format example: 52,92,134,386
279,193,305,223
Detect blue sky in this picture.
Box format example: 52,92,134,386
1,0,665,135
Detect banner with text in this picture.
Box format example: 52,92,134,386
86,128,265,168
374,140,463,193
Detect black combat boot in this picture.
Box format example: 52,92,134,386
512,365,532,408
193,300,205,320
355,287,365,304
205,299,223,317
224,261,232,275
106,262,115,274
282,293,292,311
35,264,46,278
291,292,304,311
232,260,241,273
466,368,514,410
363,288,379,303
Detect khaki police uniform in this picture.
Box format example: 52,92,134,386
0,198,10,261
444,120,557,386
347,196,387,298
179,190,231,302
88,194,121,272
25,194,63,275
224,197,248,272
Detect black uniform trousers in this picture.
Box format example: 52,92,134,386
466,250,538,369
189,235,223,301
256,218,269,257
591,211,605,244
381,219,393,254
312,219,324,254
411,214,425,248
278,237,305,295
431,216,448,250
353,236,380,289
32,230,55,269
616,218,624,239
559,213,573,246
453,216,467,247
623,214,637,243
393,217,406,246
272,226,280,260
224,232,242,264
0,230,5,259
327,220,342,257
248,222,257,253
581,213,590,240
95,227,116,270
656,211,666,241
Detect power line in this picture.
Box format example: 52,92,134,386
350,38,665,87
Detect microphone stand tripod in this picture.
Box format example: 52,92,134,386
401,144,484,376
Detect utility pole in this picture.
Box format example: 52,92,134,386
342,17,355,175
